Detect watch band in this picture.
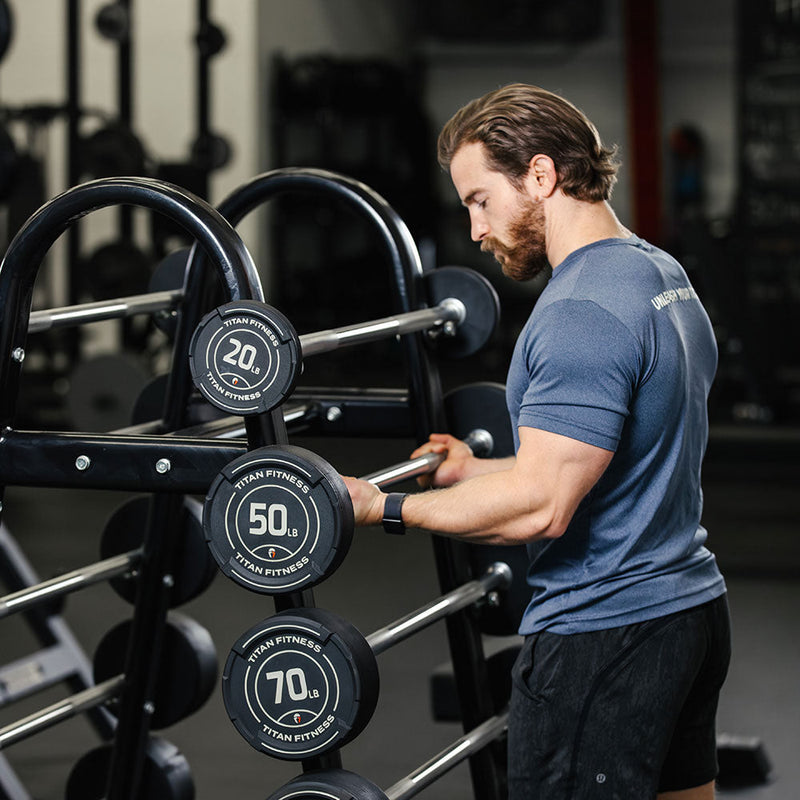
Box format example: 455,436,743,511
382,492,408,535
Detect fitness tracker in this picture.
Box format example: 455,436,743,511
382,492,408,535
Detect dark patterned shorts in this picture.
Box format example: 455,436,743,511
508,594,731,799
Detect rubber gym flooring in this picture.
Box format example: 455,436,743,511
1,432,798,799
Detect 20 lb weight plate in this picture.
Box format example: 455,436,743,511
204,445,353,594
223,607,379,761
189,300,301,416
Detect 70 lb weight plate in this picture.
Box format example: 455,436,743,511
223,608,379,761
204,445,353,594
189,300,301,415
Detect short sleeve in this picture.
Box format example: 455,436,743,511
516,300,642,451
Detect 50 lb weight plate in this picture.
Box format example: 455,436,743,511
204,445,353,594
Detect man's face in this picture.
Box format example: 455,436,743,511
450,142,550,281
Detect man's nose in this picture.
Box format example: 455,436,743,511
470,214,489,242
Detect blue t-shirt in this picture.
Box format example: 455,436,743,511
506,235,726,634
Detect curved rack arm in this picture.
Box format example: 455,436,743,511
0,176,263,428
204,167,447,438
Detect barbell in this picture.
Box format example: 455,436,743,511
221,562,512,760
202,429,492,595
25,258,494,352
23,257,497,432
26,288,182,334
188,265,499,417
264,711,508,800
0,613,217,749
0,496,215,619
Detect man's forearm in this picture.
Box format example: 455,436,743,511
459,454,517,482
397,468,553,546
347,426,613,546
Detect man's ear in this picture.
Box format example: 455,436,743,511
525,154,557,198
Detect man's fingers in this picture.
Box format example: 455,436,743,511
410,442,447,460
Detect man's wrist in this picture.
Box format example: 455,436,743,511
382,492,408,535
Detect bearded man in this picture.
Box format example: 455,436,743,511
344,84,730,800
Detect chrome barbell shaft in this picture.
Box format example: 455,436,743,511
0,675,124,750
384,711,509,800
360,428,493,488
0,550,139,619
298,298,466,357
27,289,183,334
365,563,512,656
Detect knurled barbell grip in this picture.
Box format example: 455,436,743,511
359,428,494,488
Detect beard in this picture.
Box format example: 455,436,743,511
481,196,550,281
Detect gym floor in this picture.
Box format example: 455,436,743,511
1,431,798,799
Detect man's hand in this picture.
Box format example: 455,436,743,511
341,476,385,527
409,433,475,488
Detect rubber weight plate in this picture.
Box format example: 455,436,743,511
65,736,194,800
445,382,531,635
223,608,379,761
204,445,353,594
444,382,515,458
93,614,217,729
188,299,301,415
100,495,217,607
423,266,500,359
66,353,148,432
130,373,227,427
266,769,388,800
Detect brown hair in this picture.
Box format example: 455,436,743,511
437,83,619,202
